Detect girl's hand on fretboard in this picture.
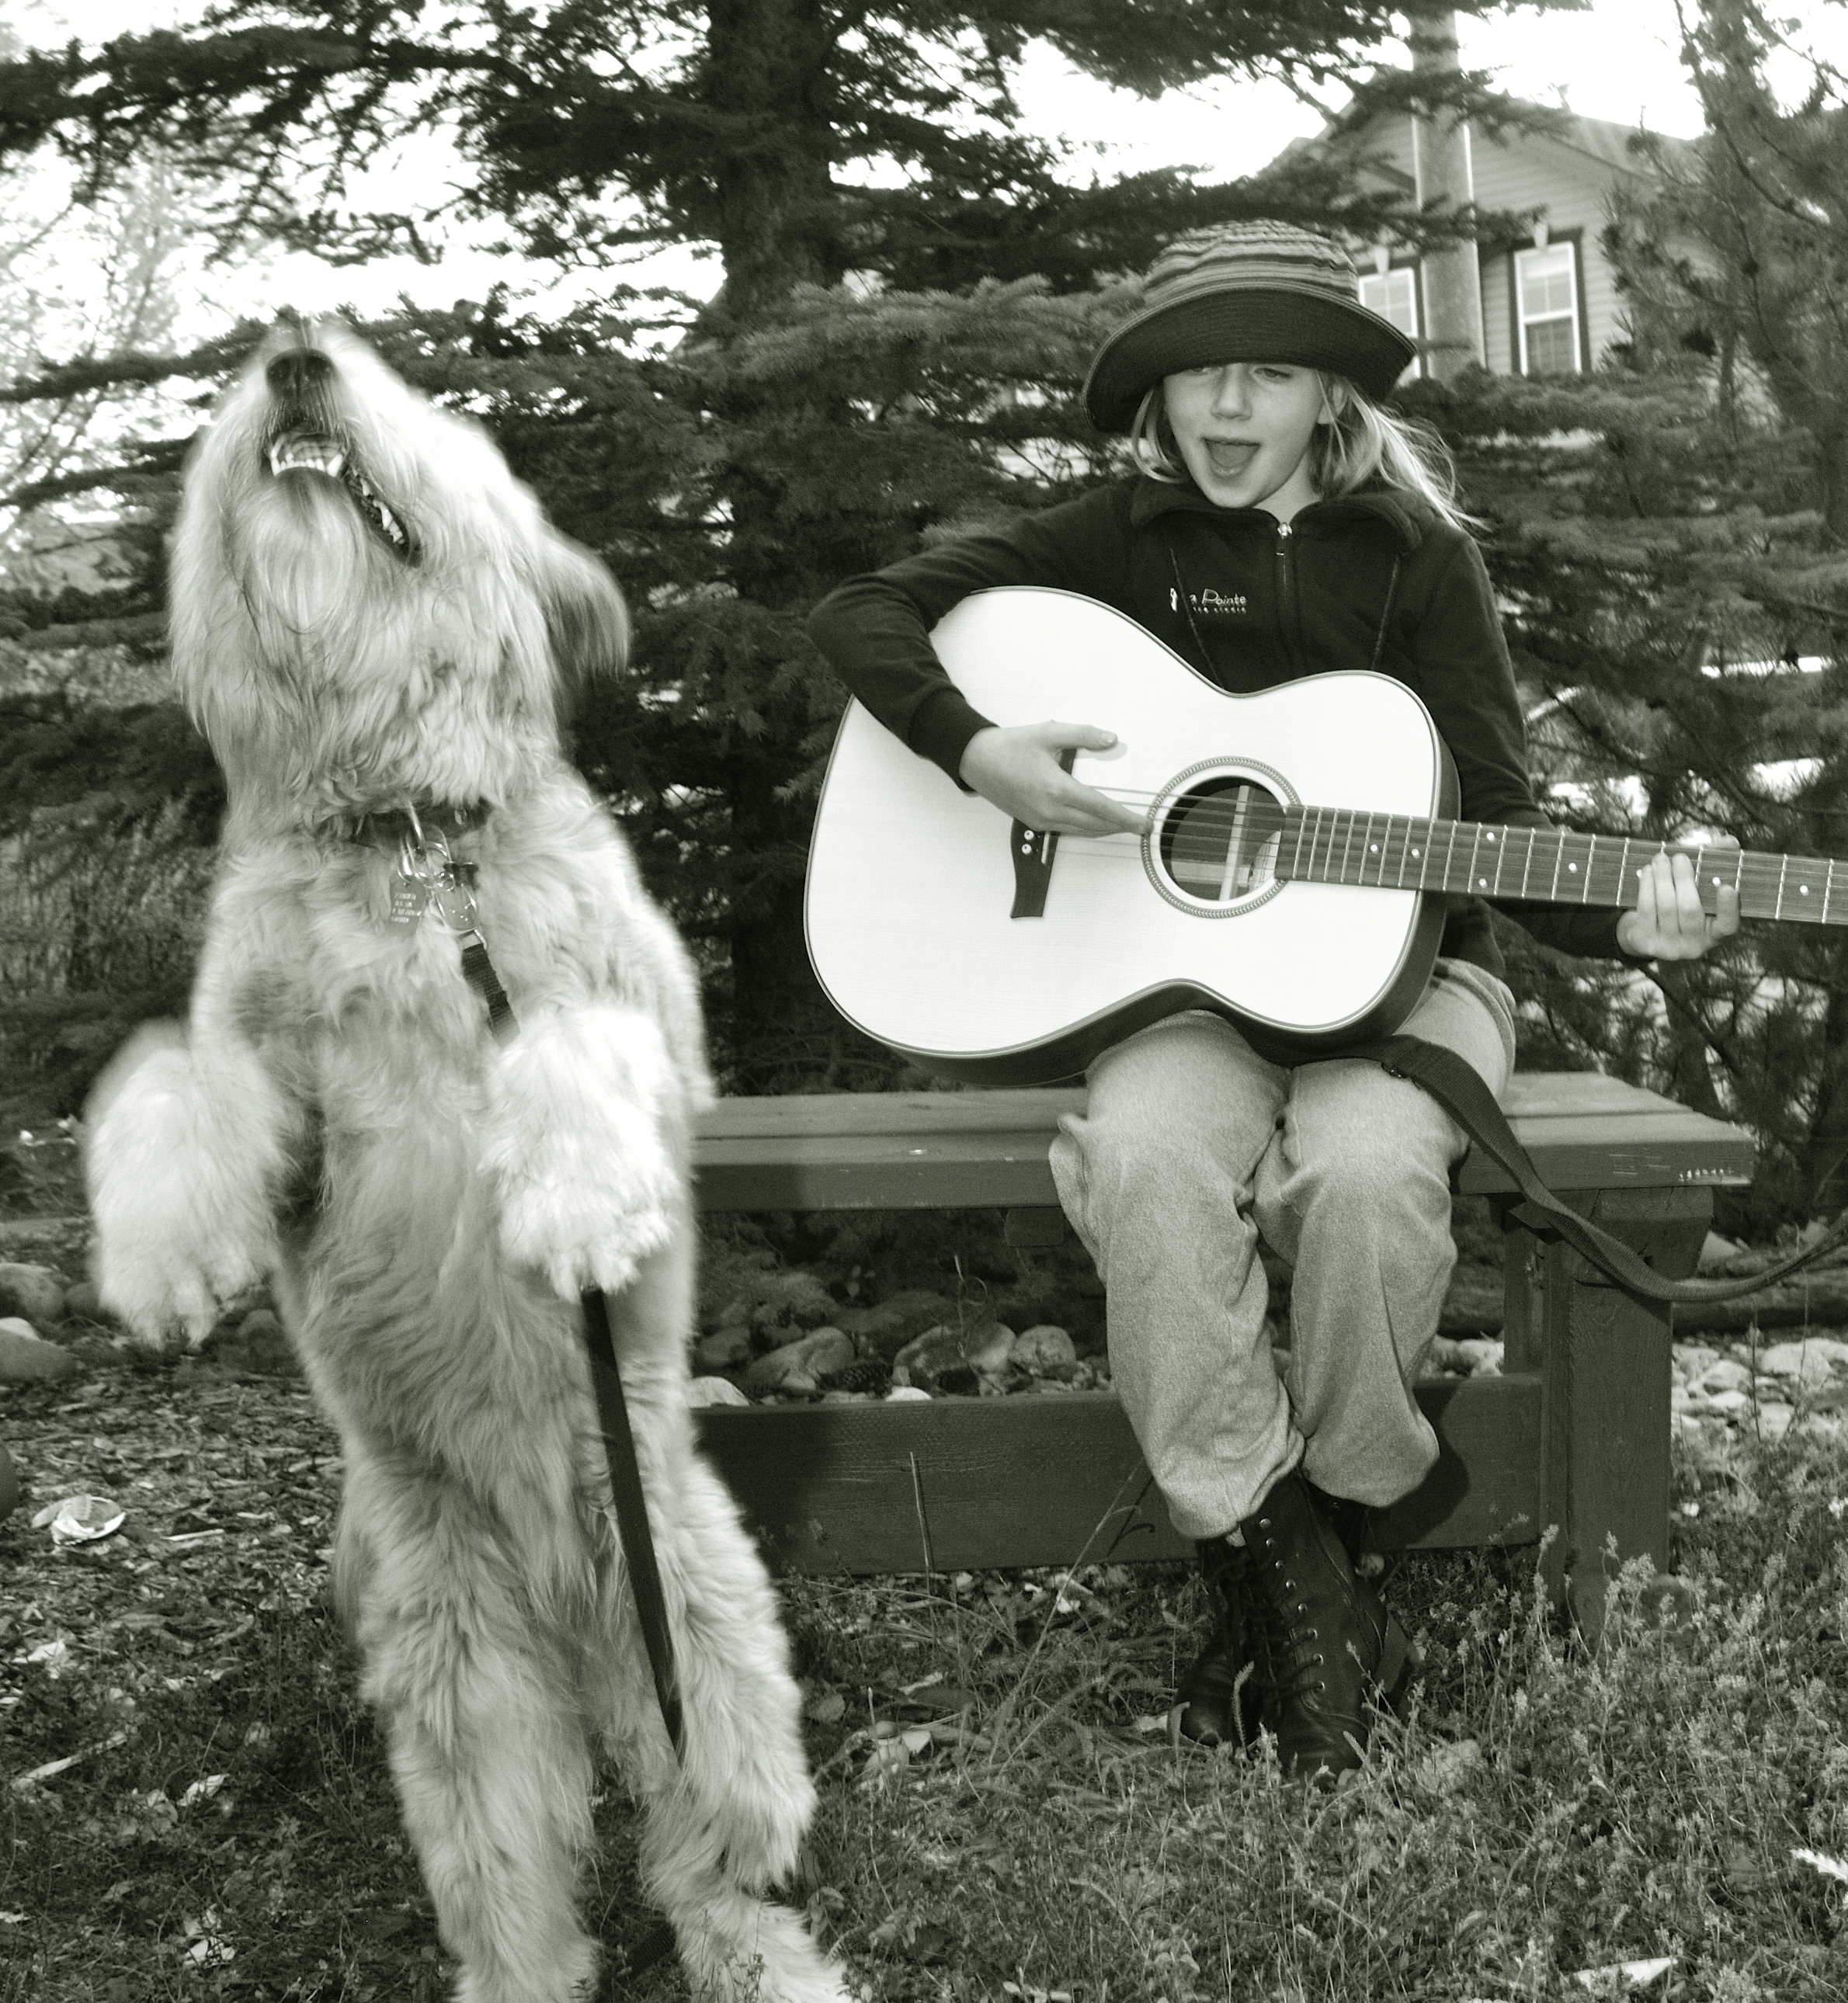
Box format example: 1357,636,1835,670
1615,843,1742,960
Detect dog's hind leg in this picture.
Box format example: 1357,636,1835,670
339,1449,600,2003
585,1232,850,2003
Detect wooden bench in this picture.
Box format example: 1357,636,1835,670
688,1073,1754,1639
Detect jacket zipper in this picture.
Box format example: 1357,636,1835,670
1276,520,1305,674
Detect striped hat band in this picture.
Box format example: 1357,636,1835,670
1083,222,1417,433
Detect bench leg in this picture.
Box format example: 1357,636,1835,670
1503,1185,1711,1646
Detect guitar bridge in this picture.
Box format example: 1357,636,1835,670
1010,822,1059,917
1009,748,1077,919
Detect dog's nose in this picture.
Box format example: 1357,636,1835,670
265,348,335,399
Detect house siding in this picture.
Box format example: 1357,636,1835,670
1292,107,1673,377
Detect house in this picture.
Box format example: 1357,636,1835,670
1273,99,1696,381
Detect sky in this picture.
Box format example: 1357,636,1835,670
6,0,1834,335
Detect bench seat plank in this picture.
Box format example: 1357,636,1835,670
693,1075,1753,1212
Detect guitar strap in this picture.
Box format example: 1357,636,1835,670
1344,1034,1848,1306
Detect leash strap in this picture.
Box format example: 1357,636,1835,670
460,921,684,1759
581,1288,686,1758
1349,1034,1848,1306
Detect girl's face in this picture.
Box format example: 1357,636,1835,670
1162,363,1332,519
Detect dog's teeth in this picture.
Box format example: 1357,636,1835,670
268,436,347,478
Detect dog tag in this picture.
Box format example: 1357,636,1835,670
429,869,478,932
388,874,430,925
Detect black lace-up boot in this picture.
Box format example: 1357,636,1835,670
1238,1470,1411,1783
1172,1533,1263,1749
1303,1478,1421,1718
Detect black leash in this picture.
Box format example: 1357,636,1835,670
396,816,685,1760
1350,1034,1848,1305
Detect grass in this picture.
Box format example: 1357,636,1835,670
3,1352,1846,2002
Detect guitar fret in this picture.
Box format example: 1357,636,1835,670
1776,853,1788,920
1338,810,1355,885
1464,824,1484,893
1549,829,1564,902
1290,806,1310,881
1440,819,1459,894
1488,828,1506,894
1617,837,1632,909
1396,820,1414,888
1582,831,1595,903
1520,828,1536,899
1826,859,1835,925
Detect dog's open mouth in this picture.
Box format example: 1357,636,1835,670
267,431,415,559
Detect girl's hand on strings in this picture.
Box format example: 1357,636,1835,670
1615,842,1742,960
959,722,1148,838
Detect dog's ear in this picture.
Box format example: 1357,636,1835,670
540,534,630,727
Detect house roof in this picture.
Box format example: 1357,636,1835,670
1273,94,1700,185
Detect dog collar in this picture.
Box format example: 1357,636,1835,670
343,800,488,849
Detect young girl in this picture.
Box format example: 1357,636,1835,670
807,221,1736,1783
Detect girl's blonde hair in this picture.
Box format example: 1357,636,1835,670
1128,372,1475,532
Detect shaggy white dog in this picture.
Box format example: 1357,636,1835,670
85,321,849,2003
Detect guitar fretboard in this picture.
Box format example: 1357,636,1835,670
1265,807,1843,924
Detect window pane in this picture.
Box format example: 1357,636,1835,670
1360,268,1417,338
1518,245,1575,319
1525,316,1577,376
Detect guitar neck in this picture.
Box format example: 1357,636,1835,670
1270,807,1843,924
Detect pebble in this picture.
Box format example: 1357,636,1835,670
1700,1359,1752,1395
693,1327,750,1371
1009,1324,1076,1373
1757,1337,1848,1390
0,1262,66,1328
0,1318,79,1383
686,1376,749,1408
741,1325,855,1396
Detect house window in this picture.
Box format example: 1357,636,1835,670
1359,266,1420,377
1515,242,1581,376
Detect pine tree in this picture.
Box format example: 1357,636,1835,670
0,2,1560,1092
1401,0,1848,1228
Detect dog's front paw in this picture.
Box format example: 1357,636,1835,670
485,1004,687,1300
85,1025,276,1350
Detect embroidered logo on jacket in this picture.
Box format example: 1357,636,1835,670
1170,585,1249,617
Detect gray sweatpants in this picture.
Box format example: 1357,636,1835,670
1049,960,1518,1542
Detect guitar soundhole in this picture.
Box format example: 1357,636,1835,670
1159,778,1284,906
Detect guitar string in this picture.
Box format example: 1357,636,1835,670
1002,830,1829,909
1028,788,1836,884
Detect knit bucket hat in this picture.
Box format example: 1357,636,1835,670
1082,220,1418,433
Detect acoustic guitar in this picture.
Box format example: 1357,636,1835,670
805,587,1814,1086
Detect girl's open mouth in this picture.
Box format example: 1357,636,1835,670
1204,440,1259,477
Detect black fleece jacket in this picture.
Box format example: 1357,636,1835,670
808,473,1629,974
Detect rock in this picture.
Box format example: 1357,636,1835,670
0,1262,66,1328
1756,1402,1796,1441
0,1439,17,1518
742,1324,855,1397
1696,1387,1752,1418
833,1291,956,1362
61,1279,106,1322
0,1320,79,1384
1672,1344,1721,1384
1700,1358,1753,1394
963,1323,1015,1376
1698,1231,1748,1271
1413,1737,1482,1797
891,1321,1004,1394
885,1385,931,1402
686,1376,750,1408
745,1270,837,1335
1010,1324,1077,1375
1757,1337,1848,1391
693,1328,751,1372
